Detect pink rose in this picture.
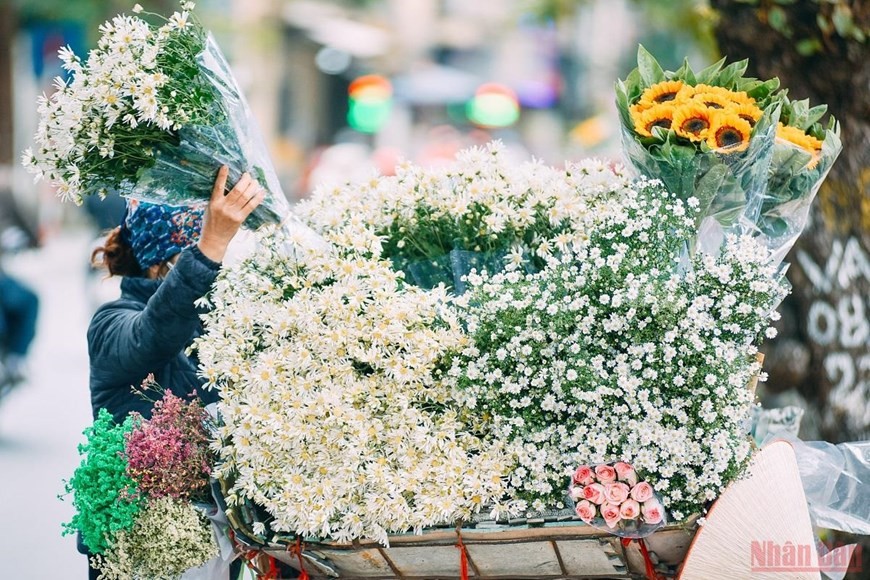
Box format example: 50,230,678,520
619,499,641,520
572,465,594,486
630,481,654,503
642,500,664,525
569,485,585,501
604,482,630,504
601,503,621,528
582,483,606,505
594,464,617,483
614,462,638,486
574,500,596,523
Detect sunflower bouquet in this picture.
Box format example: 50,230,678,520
616,45,781,253
758,95,841,265
22,1,290,229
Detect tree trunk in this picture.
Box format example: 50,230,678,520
710,0,870,444
0,1,15,168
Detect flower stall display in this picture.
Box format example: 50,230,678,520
194,233,511,547
63,382,218,579
445,180,788,521
22,1,292,230
615,46,783,253
569,462,667,538
297,141,630,291
45,24,845,573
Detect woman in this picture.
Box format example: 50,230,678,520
83,166,264,579
88,166,262,421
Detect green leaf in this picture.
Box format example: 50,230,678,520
674,58,697,85
795,37,823,56
745,78,781,103
714,59,749,88
768,6,791,36
816,13,832,34
832,4,854,37
805,104,828,128
615,81,634,128
695,56,726,85
637,45,665,86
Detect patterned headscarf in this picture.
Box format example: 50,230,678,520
120,201,205,270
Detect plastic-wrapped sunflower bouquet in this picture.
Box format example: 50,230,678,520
757,95,841,265
22,1,291,229
615,45,781,254
62,379,220,579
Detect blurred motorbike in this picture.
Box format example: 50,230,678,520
0,189,41,400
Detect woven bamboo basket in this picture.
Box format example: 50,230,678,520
214,476,697,579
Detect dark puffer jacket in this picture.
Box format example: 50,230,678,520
87,245,222,422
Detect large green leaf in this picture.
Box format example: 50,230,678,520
637,45,666,87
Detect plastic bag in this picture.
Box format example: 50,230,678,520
764,434,870,536
749,405,805,445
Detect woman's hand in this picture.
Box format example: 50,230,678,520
197,165,265,263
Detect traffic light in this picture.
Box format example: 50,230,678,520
467,83,520,128
348,74,392,134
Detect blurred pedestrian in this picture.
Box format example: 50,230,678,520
0,186,40,389
0,272,39,386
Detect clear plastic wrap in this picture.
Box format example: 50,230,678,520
120,35,303,233
765,434,870,536
568,463,667,539
400,248,511,294
752,125,842,266
180,503,235,580
619,106,779,257
749,405,805,445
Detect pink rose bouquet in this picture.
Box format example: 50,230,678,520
569,462,667,538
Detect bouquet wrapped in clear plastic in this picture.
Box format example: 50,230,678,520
756,96,841,266
568,462,667,539
23,2,295,231
615,46,781,254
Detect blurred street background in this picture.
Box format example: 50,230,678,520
0,0,867,577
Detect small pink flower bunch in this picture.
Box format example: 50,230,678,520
124,384,213,502
568,462,666,536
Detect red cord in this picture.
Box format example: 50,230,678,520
622,537,659,580
292,537,310,580
456,534,469,580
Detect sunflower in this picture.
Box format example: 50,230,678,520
633,104,674,137
776,123,823,151
777,123,824,168
673,103,714,142
693,84,755,108
692,92,732,110
706,113,752,153
629,101,649,122
729,103,763,127
639,80,694,106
